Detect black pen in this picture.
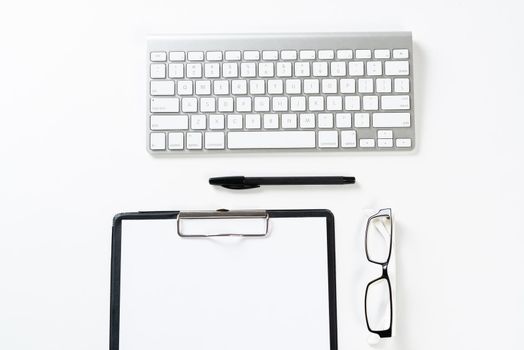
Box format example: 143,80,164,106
209,176,356,190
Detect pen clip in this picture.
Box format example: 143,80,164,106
222,183,260,190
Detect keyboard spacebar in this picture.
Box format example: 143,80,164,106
228,131,316,149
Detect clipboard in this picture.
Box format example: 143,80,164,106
110,209,338,350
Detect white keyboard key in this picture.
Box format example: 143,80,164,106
308,96,324,111
348,62,364,76
263,51,279,60
276,62,292,77
231,80,247,95
376,78,392,93
186,132,202,149
187,51,204,61
181,97,198,112
335,113,352,128
381,95,410,110
377,130,393,139
354,113,370,128
259,62,274,77
366,61,382,76
186,63,202,78
245,114,261,129
213,81,229,95
150,97,179,113
150,64,166,79
385,61,409,75
267,79,284,94
150,132,166,150
294,62,310,77
396,138,412,147
378,138,393,148
206,51,223,61
318,50,334,59
227,114,243,129
168,132,184,150
336,49,353,59
281,50,297,60
303,79,320,94
204,63,220,78
244,51,260,60
177,80,193,95
318,113,334,128
169,51,185,62
191,114,206,130
326,96,342,111
254,96,270,112
394,78,410,93
218,97,234,112
359,138,375,148
299,50,315,60
299,113,315,128
358,78,373,93
195,80,211,95
363,96,379,111
263,114,279,129
286,79,301,94
150,81,175,96
340,79,356,93
330,62,346,76
168,63,184,78
313,62,328,77
225,51,241,61
355,49,371,59
341,130,357,148
150,51,167,62
241,62,256,77
228,131,315,149
373,113,411,127
236,97,252,112
209,114,225,130
250,80,265,95
205,132,225,149
322,79,337,94
273,97,288,111
282,113,298,129
374,49,390,59
150,115,188,130
344,96,360,111
393,49,409,59
290,96,306,111
318,131,339,148
223,63,238,78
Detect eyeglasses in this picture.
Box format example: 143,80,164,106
364,208,393,339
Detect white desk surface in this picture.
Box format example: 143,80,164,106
1,0,523,349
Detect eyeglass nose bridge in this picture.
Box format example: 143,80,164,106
380,262,389,278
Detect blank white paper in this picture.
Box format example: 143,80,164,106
119,216,331,350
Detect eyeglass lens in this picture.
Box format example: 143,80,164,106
366,278,392,331
366,214,392,264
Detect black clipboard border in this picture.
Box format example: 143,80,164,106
110,209,337,350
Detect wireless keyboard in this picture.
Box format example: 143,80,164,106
147,32,415,153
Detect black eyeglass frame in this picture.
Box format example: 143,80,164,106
364,208,393,338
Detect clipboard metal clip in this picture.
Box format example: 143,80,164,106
176,209,269,238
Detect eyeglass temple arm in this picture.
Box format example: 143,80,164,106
375,220,390,240
369,209,391,241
